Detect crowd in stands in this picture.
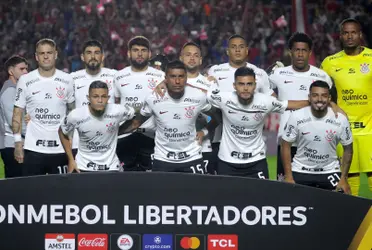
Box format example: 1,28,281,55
1,0,372,83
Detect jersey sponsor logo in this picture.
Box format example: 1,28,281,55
252,104,267,110
313,135,321,141
304,146,329,161
230,125,257,137
185,106,195,118
54,77,69,84
335,68,342,72
360,63,370,74
173,114,181,119
104,114,121,119
35,108,61,124
32,90,41,95
310,73,321,77
272,101,283,109
56,86,65,99
87,161,109,171
297,117,311,125
124,96,139,102
15,88,22,101
82,102,90,106
159,111,168,114
25,78,40,87
241,116,249,121
299,85,307,91
36,139,60,147
134,84,143,90
153,97,168,105
148,78,158,89
166,151,190,160
116,73,131,81
45,93,52,99
285,124,295,137
279,70,293,75
63,117,74,132
212,89,220,94
341,89,368,105
87,141,110,151
100,73,113,78
146,72,163,77
350,121,366,129
77,117,90,126
73,75,85,80
163,127,191,141
213,68,229,72
183,98,201,104
329,54,343,60
96,131,103,136
284,80,292,83
348,68,355,74
325,129,337,142
106,122,117,133
345,127,351,140
231,151,252,159
301,166,326,172
325,119,341,127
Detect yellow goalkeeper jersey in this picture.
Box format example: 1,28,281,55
321,47,372,135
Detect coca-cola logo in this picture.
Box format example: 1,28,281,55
78,234,108,250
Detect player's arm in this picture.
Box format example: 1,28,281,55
12,106,24,163
59,115,79,173
280,113,298,183
200,106,222,143
336,119,353,194
286,100,309,110
118,113,149,135
67,102,75,114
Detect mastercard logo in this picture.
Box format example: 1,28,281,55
180,237,200,249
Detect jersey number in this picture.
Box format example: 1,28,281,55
327,173,340,187
190,163,207,174
57,165,68,174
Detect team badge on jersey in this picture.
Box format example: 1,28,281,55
325,129,337,142
106,122,117,133
185,106,195,118
148,78,157,89
254,113,264,121
360,63,370,74
56,86,65,99
105,80,113,90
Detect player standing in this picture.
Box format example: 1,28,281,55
321,18,372,196
281,81,352,193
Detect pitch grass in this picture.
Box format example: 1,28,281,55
0,156,370,198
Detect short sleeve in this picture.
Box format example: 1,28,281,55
339,115,353,146
206,89,223,109
60,112,77,135
140,98,153,117
281,112,298,143
258,70,274,95
268,96,288,114
120,105,135,122
14,76,26,109
65,77,75,104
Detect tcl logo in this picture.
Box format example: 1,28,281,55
208,235,238,250
78,234,108,250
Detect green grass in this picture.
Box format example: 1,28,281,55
267,156,372,199
0,155,370,198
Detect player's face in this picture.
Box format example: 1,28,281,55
290,42,311,70
35,44,57,71
128,45,151,70
9,62,28,81
180,45,202,72
88,88,109,112
227,38,248,65
309,86,330,112
234,75,256,100
340,22,362,49
166,68,187,94
82,46,104,71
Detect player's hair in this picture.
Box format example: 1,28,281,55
89,80,108,93
234,66,256,81
4,56,28,74
149,54,169,72
35,38,57,49
181,42,201,52
228,34,247,46
165,60,186,75
309,80,330,92
339,18,362,32
288,32,313,50
128,36,150,50
82,40,103,53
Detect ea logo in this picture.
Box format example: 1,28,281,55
117,234,133,250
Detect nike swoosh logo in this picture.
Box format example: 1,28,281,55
228,110,236,114
219,77,228,80
121,83,129,87
159,111,168,114
335,68,342,72
284,80,292,83
32,91,40,95
81,131,90,134
302,132,311,135
77,86,85,89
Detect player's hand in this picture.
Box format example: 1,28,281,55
14,142,24,163
207,76,218,86
68,160,80,173
154,79,167,98
196,131,205,145
335,177,351,194
24,113,31,124
284,175,295,184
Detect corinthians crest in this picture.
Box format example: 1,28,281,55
56,86,65,99
148,78,157,89
325,129,337,142
360,63,370,74
185,106,195,118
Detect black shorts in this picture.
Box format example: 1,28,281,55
210,142,220,174
202,151,216,174
1,148,23,178
217,158,269,179
116,133,154,171
293,172,341,191
23,150,68,176
277,145,297,180
152,158,205,174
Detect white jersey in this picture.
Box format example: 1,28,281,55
282,107,352,174
208,62,274,143
60,104,135,171
141,86,212,163
70,68,117,148
14,69,74,154
114,66,165,139
187,74,215,153
269,65,333,145
207,91,287,164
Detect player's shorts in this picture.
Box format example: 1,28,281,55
210,142,220,174
276,145,297,181
336,134,372,174
292,171,341,190
1,148,23,178
152,158,205,174
23,150,68,176
202,152,216,174
116,132,155,171
217,158,269,179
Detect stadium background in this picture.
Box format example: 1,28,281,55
0,0,371,198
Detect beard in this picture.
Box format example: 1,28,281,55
86,60,101,71
130,58,149,70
